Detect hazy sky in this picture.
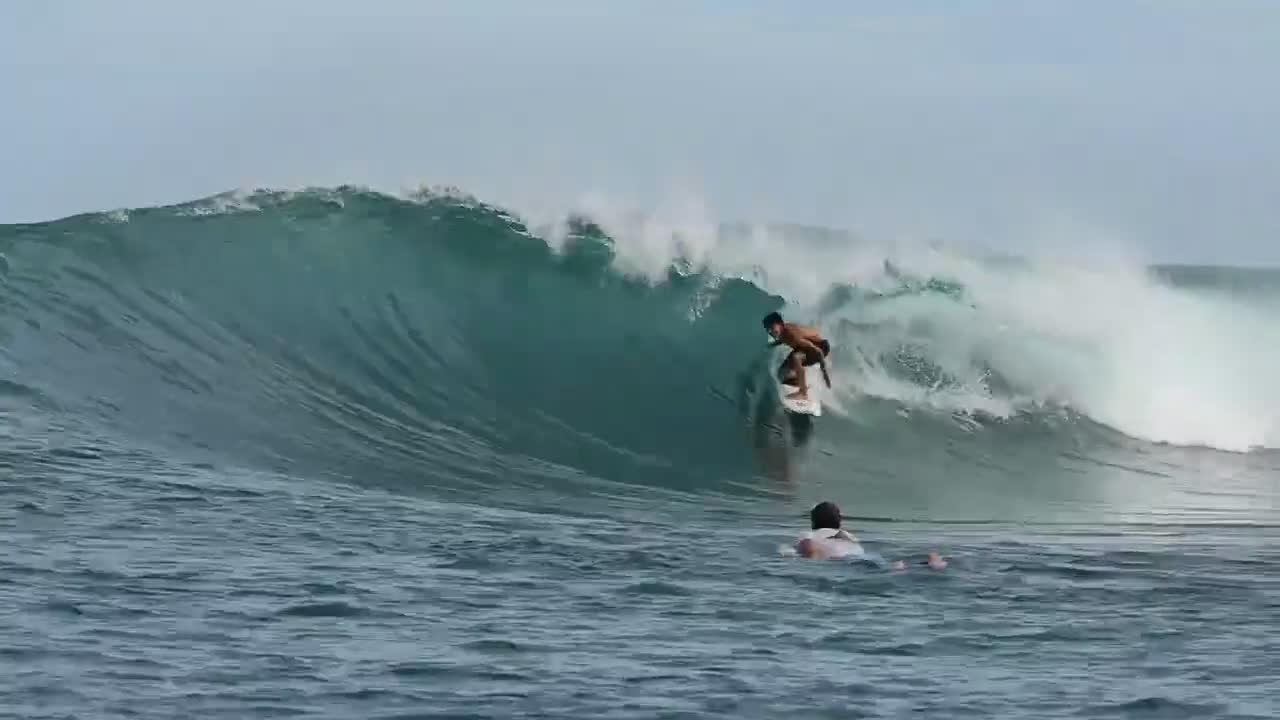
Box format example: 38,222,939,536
3,1,1278,264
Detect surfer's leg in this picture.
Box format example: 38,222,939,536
777,352,799,384
788,343,829,398
785,351,808,398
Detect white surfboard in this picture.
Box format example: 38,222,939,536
779,383,822,416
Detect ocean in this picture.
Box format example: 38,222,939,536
2,187,1278,719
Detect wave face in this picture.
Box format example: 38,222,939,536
0,189,784,496
1,187,1277,500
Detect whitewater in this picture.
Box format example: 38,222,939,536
537,188,1280,452
3,187,1278,719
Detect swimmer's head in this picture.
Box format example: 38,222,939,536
810,501,841,530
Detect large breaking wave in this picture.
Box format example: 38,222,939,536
0,187,1275,500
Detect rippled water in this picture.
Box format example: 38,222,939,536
5,437,1279,719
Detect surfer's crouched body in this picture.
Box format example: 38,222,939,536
762,312,831,400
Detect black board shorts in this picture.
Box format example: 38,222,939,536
778,339,831,380
798,339,832,366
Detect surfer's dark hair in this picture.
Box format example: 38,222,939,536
810,501,841,530
762,311,783,328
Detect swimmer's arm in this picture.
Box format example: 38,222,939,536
794,538,812,557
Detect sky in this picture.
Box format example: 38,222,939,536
3,0,1278,265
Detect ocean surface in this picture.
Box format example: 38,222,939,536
2,187,1278,719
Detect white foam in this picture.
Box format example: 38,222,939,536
179,189,264,217
511,190,1280,452
856,252,1280,451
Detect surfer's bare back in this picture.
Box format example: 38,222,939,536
762,311,832,400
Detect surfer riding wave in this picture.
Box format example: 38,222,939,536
762,312,832,400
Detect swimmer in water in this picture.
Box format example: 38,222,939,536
794,501,863,560
794,501,947,570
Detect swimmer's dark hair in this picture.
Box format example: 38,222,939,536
810,501,841,530
762,311,783,328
